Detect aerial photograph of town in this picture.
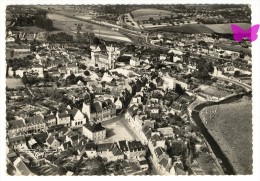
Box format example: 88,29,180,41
5,4,252,176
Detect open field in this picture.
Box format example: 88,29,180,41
48,13,132,43
200,97,252,174
205,23,251,34
199,85,231,98
131,8,177,21
146,24,215,33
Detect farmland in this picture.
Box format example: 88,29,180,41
204,23,251,34
147,24,215,33
200,97,252,174
131,8,177,21
47,13,132,43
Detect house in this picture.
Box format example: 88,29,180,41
82,122,106,142
111,144,124,161
125,105,138,121
114,98,123,110
13,46,31,53
130,57,140,66
79,99,116,122
60,141,72,151
126,140,146,159
33,132,48,144
84,142,97,158
140,125,152,145
153,146,170,162
7,118,27,138
30,64,44,78
96,142,114,158
46,134,61,149
25,115,46,134
56,111,70,127
97,142,124,161
159,54,167,61
118,140,129,155
67,63,78,74
13,157,34,176
8,135,27,150
44,114,57,128
174,161,186,175
70,108,86,127
158,157,172,174
66,134,80,147
27,137,38,149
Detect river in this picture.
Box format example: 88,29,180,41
191,93,251,175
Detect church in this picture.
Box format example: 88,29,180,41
90,45,118,70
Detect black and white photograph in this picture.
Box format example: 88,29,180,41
2,1,260,178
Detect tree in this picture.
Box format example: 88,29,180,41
175,84,185,95
205,61,214,73
84,70,90,76
234,70,240,76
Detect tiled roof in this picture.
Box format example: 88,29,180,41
93,102,102,113
111,143,123,156
118,140,129,152
44,114,56,121
83,122,105,133
158,158,168,168
13,157,32,176
62,142,72,149
128,140,144,152
127,105,138,117
9,135,26,143
151,134,160,142
139,160,148,165
154,147,165,158
71,107,80,118
46,135,56,145
85,142,96,151
96,142,113,152
26,115,44,126
33,132,48,144
58,112,70,118
8,119,26,129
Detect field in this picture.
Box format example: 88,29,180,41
146,24,215,33
131,8,177,21
199,85,231,98
6,78,25,89
204,23,251,34
48,13,131,43
200,97,252,174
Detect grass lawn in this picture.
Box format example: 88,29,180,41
200,97,252,174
